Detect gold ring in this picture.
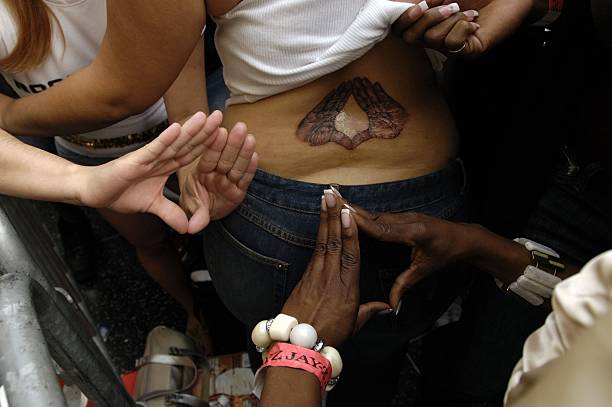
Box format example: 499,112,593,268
448,42,467,54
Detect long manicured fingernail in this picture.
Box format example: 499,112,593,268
395,299,403,316
378,308,394,315
323,189,336,208
321,195,327,211
440,2,460,18
341,208,351,228
343,203,356,213
418,1,429,12
329,185,343,198
463,9,479,19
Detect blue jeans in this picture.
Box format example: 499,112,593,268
203,159,470,406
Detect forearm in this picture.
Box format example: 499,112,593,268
464,224,580,284
0,130,83,204
260,367,321,407
164,37,209,124
0,0,205,136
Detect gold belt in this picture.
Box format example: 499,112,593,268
61,121,168,149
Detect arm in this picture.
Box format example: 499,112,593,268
0,0,205,136
393,0,551,57
260,191,390,406
0,112,235,233
336,195,579,309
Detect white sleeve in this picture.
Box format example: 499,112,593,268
505,250,612,404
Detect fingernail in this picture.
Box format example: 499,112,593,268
323,189,336,208
329,184,343,198
409,6,423,19
321,195,327,211
440,3,460,18
463,9,479,19
395,299,403,316
378,308,394,316
341,208,351,228
418,1,429,12
343,203,356,213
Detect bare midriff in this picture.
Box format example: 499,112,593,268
222,35,458,185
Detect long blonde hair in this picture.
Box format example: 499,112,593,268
0,0,58,73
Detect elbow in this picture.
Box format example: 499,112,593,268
99,91,159,123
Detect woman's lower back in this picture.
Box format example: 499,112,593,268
222,35,458,185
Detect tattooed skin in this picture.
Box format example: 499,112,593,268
296,77,408,150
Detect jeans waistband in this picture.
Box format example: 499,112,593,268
247,158,467,214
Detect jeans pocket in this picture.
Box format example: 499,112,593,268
203,220,290,328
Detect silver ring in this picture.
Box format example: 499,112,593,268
448,42,467,54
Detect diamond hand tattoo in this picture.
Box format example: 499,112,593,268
296,78,408,150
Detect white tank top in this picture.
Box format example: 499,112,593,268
214,0,434,106
0,0,167,158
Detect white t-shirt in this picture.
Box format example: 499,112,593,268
0,0,167,158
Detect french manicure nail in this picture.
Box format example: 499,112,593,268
323,189,336,208
418,1,429,12
463,9,479,19
378,308,395,316
440,2,460,18
321,195,327,211
329,185,343,198
343,203,356,213
341,208,351,228
395,299,403,316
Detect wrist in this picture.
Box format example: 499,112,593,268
66,162,89,206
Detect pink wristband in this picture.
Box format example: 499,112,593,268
259,342,332,393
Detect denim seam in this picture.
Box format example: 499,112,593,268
237,205,317,249
215,221,291,267
246,191,321,215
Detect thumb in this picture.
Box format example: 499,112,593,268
148,196,189,234
389,264,424,310
355,301,393,334
187,205,211,234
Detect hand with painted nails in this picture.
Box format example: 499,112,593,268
178,111,259,234
393,0,540,57
337,199,473,311
280,190,391,349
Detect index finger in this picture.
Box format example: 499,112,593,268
392,0,444,37
340,201,422,245
399,2,460,43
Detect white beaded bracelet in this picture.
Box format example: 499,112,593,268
268,313,298,341
251,314,344,392
252,315,325,352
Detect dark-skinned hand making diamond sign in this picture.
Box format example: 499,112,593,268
296,77,408,150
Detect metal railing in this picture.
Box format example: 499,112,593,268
0,195,135,407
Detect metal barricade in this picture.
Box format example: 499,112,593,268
0,195,135,407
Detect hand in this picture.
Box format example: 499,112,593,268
296,80,352,147
78,111,214,233
281,192,391,348
179,118,258,234
393,0,535,57
352,77,408,141
338,199,473,310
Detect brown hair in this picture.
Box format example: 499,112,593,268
0,0,58,73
